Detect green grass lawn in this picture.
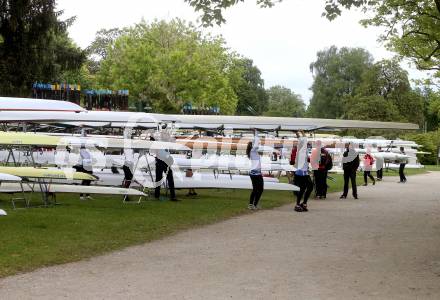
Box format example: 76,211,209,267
0,165,435,278
0,188,293,278
424,165,440,171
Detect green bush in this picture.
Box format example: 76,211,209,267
405,130,440,165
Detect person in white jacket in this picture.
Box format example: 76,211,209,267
291,131,313,212
246,130,264,210
76,145,93,200
375,146,384,181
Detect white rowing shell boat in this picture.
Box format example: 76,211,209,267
0,183,145,196
138,177,299,191
0,172,22,182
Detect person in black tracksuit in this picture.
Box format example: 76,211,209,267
155,157,176,200
340,144,360,199
150,136,177,201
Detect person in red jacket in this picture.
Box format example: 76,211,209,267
363,150,376,186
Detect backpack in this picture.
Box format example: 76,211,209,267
366,153,375,165
290,146,297,165
325,153,333,171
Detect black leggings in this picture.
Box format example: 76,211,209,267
399,163,406,182
294,175,313,205
313,170,328,197
343,170,357,198
249,174,264,206
155,159,176,199
74,165,92,197
363,171,375,184
376,168,383,179
122,165,134,188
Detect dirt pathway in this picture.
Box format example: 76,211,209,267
1,173,440,299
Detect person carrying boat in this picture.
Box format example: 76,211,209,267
363,147,376,186
375,146,384,181
340,142,360,199
151,133,178,201
310,140,332,199
122,130,136,189
398,146,407,183
246,129,264,210
291,131,313,212
75,145,94,200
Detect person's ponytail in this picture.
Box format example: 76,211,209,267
246,142,252,158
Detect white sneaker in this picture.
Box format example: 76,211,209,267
80,196,85,200
248,204,255,210
86,196,93,200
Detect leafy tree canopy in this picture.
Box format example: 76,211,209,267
185,0,440,81
0,0,85,96
97,19,238,114
356,59,425,124
307,46,373,119
264,85,305,117
184,0,378,26
229,57,268,115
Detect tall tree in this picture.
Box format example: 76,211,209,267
344,94,402,122
86,28,127,74
353,59,424,124
229,57,268,115
307,46,373,118
264,85,305,117
97,19,238,114
418,87,440,131
186,0,439,81
0,1,85,96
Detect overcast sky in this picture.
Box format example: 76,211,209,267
57,0,428,104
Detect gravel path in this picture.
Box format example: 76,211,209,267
1,172,440,299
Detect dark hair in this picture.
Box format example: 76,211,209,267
246,142,252,158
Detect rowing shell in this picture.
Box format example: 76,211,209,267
0,167,96,181
0,172,22,182
0,183,145,196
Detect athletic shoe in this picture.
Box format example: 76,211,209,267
372,181,375,185
294,205,304,212
170,198,180,202
86,196,93,200
248,204,255,210
80,196,85,200
354,196,359,199
363,183,368,186
300,203,308,212
340,195,347,199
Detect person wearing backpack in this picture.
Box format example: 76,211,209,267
311,140,333,199
363,149,376,186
